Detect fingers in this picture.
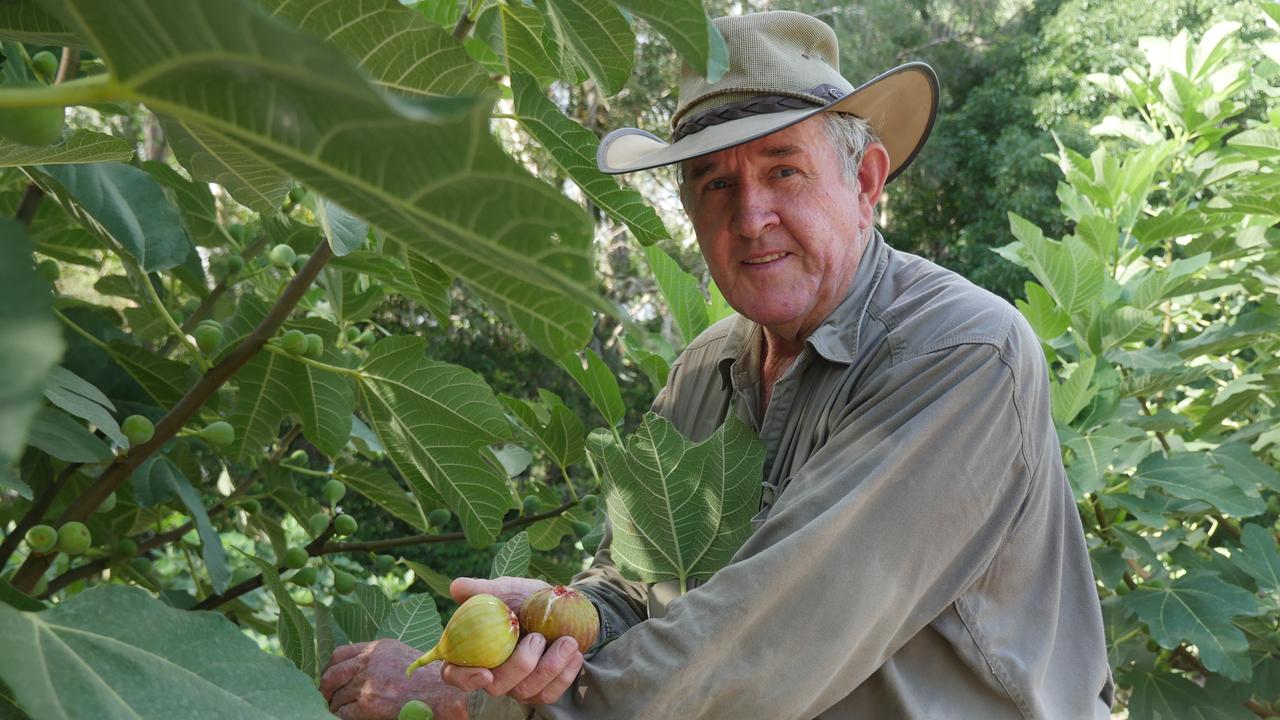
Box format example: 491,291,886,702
327,641,370,666
440,662,493,692
449,576,489,603
510,636,583,705
483,633,546,696
320,656,363,701
328,677,364,714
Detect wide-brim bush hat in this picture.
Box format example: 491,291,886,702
596,10,939,183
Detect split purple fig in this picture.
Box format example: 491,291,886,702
517,585,598,653
406,594,520,676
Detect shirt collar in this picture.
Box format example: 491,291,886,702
715,230,889,389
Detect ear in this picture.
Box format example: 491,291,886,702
856,142,890,230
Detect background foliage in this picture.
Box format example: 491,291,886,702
0,0,1276,718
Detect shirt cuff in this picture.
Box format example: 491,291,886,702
467,691,532,720
570,583,629,657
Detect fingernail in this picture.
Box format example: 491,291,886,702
558,638,578,657
531,634,546,652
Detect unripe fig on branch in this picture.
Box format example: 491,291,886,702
406,594,519,676
518,585,598,654
25,524,57,554
57,522,91,555
122,414,154,446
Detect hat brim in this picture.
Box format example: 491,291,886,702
596,62,939,184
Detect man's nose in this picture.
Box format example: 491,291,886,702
728,182,780,240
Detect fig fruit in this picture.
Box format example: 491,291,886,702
375,554,395,572
579,494,598,512
31,50,59,81
570,520,592,539
517,585,598,654
304,333,324,359
406,594,520,675
122,414,155,446
323,479,346,505
427,508,451,528
294,253,310,272
228,222,246,243
240,498,262,514
194,321,223,353
269,243,296,270
224,254,245,276
57,521,91,555
333,514,357,537
280,329,308,356
398,700,433,720
200,420,235,446
35,259,59,283
114,537,138,559
308,512,330,538
290,566,318,586
25,524,57,554
283,546,309,569
0,94,63,146
334,570,357,595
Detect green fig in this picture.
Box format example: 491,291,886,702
518,585,599,654
200,420,235,446
570,521,593,539
31,50,59,80
280,329,308,356
522,495,540,516
579,494,598,512
333,514,357,537
334,570,357,595
304,333,324,359
194,321,223,353
294,253,311,272
56,521,91,556
283,546,309,569
323,479,346,505
427,508,451,528
227,222,246,243
224,254,245,276
25,524,57,554
290,566,318,586
122,414,155,446
0,87,63,146
114,537,138,559
406,594,520,675
308,512,331,538
269,243,297,270
398,700,433,720
375,554,395,572
240,498,262,514
35,259,59,283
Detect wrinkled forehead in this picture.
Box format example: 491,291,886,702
678,116,830,181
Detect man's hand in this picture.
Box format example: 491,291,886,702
321,638,469,720
441,577,587,706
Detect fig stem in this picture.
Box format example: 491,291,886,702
405,646,444,678
0,73,116,108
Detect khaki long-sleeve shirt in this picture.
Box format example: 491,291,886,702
473,231,1113,719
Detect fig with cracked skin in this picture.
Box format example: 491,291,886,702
518,585,599,654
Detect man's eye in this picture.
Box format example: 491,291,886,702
776,167,798,178
706,178,730,191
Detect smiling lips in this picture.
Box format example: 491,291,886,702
743,251,789,265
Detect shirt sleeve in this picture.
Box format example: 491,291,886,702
533,337,1042,719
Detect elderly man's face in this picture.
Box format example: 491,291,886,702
681,115,883,340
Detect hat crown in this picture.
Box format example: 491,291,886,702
673,11,854,131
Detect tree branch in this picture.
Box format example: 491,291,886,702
10,245,334,593
324,501,579,554
0,462,81,568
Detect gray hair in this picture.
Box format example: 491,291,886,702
677,112,879,202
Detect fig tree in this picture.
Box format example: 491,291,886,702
579,494,598,512
398,700,433,720
35,259,59,283
56,521,91,555
323,479,346,505
31,50,59,80
280,329,308,356
122,414,155,446
305,333,324,359
224,254,245,276
0,94,63,146
200,420,235,447
522,495,540,516
407,594,519,674
269,243,297,270
333,514,357,537
345,326,361,343
428,508,451,528
240,498,262,514
25,524,57,554
283,546,309,569
193,321,223,353
334,570,357,595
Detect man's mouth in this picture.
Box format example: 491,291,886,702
743,252,788,265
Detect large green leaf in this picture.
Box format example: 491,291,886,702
1130,451,1267,518
1121,572,1263,681
245,554,319,680
0,221,70,494
25,405,111,463
608,0,727,82
376,594,442,652
333,583,392,644
1126,669,1254,720
357,336,513,546
1233,523,1280,593
143,161,225,248
229,341,355,459
0,129,132,167
330,250,452,323
543,0,634,96
499,1,561,82
511,72,668,246
1007,212,1104,322
0,0,75,45
590,412,764,591
159,117,289,213
105,341,190,408
559,348,624,428
334,462,428,531
1015,281,1069,341
37,162,191,272
1203,442,1280,494
502,389,585,470
490,531,531,579
154,457,231,594
261,0,490,99
644,244,709,345
40,364,124,448
0,585,332,719
42,0,597,357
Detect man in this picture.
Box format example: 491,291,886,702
321,11,1114,719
